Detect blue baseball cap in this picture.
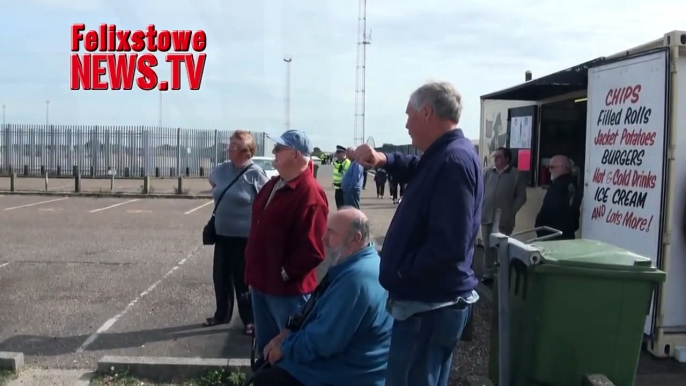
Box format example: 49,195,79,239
268,130,313,156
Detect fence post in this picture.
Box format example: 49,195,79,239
213,129,219,168
176,128,181,179
3,124,12,174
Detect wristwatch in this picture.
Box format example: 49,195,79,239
281,267,289,282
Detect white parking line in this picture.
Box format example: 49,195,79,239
89,199,140,213
3,197,69,211
0,262,10,269
184,200,213,214
76,248,198,353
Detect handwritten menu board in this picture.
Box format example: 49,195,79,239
582,50,668,268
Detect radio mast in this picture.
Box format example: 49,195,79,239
283,55,292,131
353,0,371,146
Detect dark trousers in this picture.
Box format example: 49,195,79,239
399,183,406,197
252,366,304,386
344,189,361,209
334,188,344,209
363,171,367,188
376,181,385,196
389,181,398,200
213,236,252,326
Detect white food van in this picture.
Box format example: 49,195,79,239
479,30,686,359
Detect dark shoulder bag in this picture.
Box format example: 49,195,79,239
202,164,253,245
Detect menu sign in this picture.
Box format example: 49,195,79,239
582,51,668,266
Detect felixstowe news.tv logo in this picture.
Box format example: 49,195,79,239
70,24,207,91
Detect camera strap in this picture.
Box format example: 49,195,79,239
297,273,332,325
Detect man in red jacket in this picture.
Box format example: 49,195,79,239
245,129,329,359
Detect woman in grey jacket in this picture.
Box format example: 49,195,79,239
204,130,270,334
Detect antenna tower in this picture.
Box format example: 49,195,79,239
283,55,292,130
353,0,371,146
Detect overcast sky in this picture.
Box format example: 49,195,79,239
0,0,683,151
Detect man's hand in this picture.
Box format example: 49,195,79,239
354,144,386,169
267,345,284,365
263,329,290,364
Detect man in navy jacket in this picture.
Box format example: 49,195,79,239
356,81,483,386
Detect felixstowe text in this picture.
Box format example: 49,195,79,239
70,24,207,91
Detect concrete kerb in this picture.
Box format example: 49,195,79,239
97,356,251,383
0,352,25,373
0,191,212,200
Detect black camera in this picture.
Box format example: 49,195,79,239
285,313,307,332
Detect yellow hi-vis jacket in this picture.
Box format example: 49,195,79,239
332,158,351,189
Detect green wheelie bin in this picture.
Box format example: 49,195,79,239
488,238,666,386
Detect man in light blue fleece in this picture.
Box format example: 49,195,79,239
341,147,365,209
251,207,393,386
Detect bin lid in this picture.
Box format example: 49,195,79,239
530,239,657,271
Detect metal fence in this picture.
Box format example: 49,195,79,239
0,124,270,178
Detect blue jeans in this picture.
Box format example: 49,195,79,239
385,301,473,386
250,289,309,358
343,189,361,209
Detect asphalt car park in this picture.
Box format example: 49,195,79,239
0,194,247,369
0,167,398,370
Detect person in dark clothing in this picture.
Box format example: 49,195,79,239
374,168,387,198
535,155,582,240
363,167,368,190
355,81,482,386
388,174,399,204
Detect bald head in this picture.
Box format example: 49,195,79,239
550,155,572,179
336,207,370,239
324,207,371,263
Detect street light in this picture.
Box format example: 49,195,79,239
283,55,292,130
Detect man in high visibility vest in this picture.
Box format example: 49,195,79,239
332,145,351,209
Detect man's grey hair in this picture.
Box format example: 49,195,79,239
340,206,371,244
554,155,573,171
409,81,463,124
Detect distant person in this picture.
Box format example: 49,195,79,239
362,166,368,190
244,129,329,360
374,167,387,198
388,173,399,204
204,130,270,336
355,81,482,386
480,146,527,282
332,146,351,209
251,208,393,386
341,147,364,209
535,155,582,240
398,182,406,204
